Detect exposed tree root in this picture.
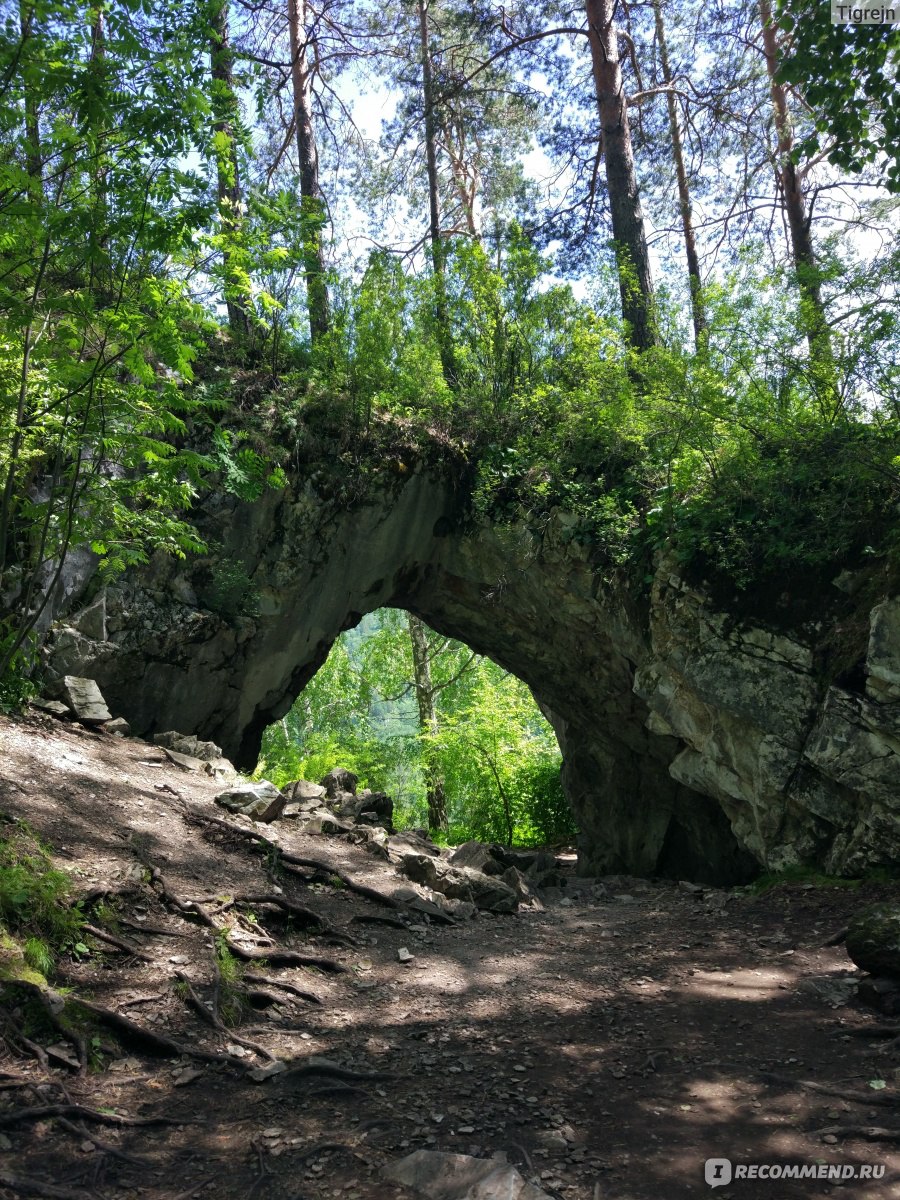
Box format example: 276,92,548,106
171,1178,216,1200
278,1056,394,1085
147,868,218,931
224,936,348,973
0,1007,50,1070
349,913,408,930
279,854,405,910
78,881,141,907
0,1171,97,1200
866,1036,900,1055
243,988,287,1009
820,926,848,947
292,1140,358,1162
116,991,169,1009
814,1124,900,1142
142,857,350,975
73,998,240,1067
215,892,326,929
119,918,187,938
181,805,405,911
175,971,276,1061
83,922,154,962
55,1115,151,1166
242,973,322,1005
760,1072,900,1107
0,1103,184,1129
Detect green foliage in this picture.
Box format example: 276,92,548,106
199,547,260,622
258,608,572,846
215,933,246,1026
776,2,900,191
0,622,39,713
668,424,900,593
0,818,82,976
743,863,898,893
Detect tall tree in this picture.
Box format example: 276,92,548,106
407,612,448,831
415,0,454,383
210,0,252,341
758,0,833,385
287,0,330,343
585,0,656,350
651,0,705,344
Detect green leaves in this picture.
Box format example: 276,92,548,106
257,608,568,845
775,0,900,190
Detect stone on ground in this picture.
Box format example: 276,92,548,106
154,730,223,762
60,676,111,723
320,766,358,797
215,781,285,823
30,697,71,718
448,840,503,875
384,1150,552,1200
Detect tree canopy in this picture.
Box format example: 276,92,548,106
1,0,899,834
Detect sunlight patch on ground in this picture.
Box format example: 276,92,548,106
675,966,796,1000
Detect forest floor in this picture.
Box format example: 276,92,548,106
1,711,899,1200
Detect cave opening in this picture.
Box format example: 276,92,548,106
254,607,575,848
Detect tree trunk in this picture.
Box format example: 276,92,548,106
652,0,705,345
407,613,448,833
758,0,834,394
287,0,330,345
441,111,481,237
417,0,455,384
585,0,656,350
210,0,251,342
19,2,41,186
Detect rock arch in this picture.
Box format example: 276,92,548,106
46,468,900,883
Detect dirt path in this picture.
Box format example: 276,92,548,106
1,712,899,1200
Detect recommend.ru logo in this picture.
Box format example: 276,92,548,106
704,1158,886,1186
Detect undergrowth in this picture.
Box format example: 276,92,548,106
0,816,83,978
743,864,900,893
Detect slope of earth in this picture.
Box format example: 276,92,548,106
0,712,899,1200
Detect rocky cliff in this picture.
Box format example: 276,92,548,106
41,465,900,885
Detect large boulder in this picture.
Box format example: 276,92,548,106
332,787,394,829
320,767,358,798
448,840,503,875
846,904,900,979
60,676,110,724
387,832,443,862
399,854,518,913
284,780,327,804
215,781,285,823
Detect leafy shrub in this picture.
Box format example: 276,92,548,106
669,425,900,593
0,818,82,975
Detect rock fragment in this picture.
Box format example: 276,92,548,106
384,1150,552,1200
60,676,111,723
215,781,285,822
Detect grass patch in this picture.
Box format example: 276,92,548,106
0,815,82,979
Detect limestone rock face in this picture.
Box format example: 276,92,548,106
636,561,900,876
40,466,900,881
